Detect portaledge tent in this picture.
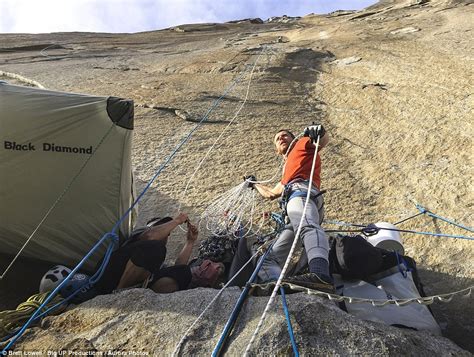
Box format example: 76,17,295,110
0,82,135,273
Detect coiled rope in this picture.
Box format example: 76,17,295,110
200,182,266,238
0,293,65,339
2,48,265,352
200,133,304,240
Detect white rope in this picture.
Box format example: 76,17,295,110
39,43,64,57
199,132,305,239
171,248,262,356
243,132,320,356
0,71,45,88
176,45,267,220
249,282,473,307
200,182,268,239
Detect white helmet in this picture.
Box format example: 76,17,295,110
39,265,72,293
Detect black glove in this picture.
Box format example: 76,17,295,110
304,124,325,143
243,175,257,189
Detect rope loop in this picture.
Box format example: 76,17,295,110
462,288,472,298
436,295,454,303
105,232,119,244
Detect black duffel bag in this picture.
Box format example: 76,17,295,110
329,234,383,280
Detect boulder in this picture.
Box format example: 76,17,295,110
16,288,470,355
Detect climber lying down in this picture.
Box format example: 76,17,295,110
95,213,225,294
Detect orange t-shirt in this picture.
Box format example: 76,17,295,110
281,137,321,189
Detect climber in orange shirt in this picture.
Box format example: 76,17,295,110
250,125,333,292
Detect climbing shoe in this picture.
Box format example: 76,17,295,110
282,273,335,294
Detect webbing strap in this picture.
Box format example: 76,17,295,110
288,189,325,202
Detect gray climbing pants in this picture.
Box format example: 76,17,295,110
257,181,328,282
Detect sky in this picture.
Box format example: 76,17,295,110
0,0,377,34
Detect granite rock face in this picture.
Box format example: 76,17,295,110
1,0,472,353
16,288,471,355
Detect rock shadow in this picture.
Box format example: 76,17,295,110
265,48,334,84
0,254,53,311
418,268,474,352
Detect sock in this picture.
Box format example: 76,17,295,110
308,258,331,281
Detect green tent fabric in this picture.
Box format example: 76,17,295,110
0,82,135,273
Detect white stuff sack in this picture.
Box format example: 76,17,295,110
335,266,441,335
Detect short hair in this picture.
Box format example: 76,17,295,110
274,129,295,140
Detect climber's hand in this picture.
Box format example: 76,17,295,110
243,175,257,189
304,124,325,143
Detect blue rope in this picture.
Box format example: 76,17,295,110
325,219,474,241
88,236,117,285
280,287,299,356
2,49,265,352
1,233,118,352
112,62,256,234
212,238,276,357
328,205,473,235
1,236,117,346
416,204,473,232
326,227,474,241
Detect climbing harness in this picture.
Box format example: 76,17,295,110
243,127,323,356
279,184,326,224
